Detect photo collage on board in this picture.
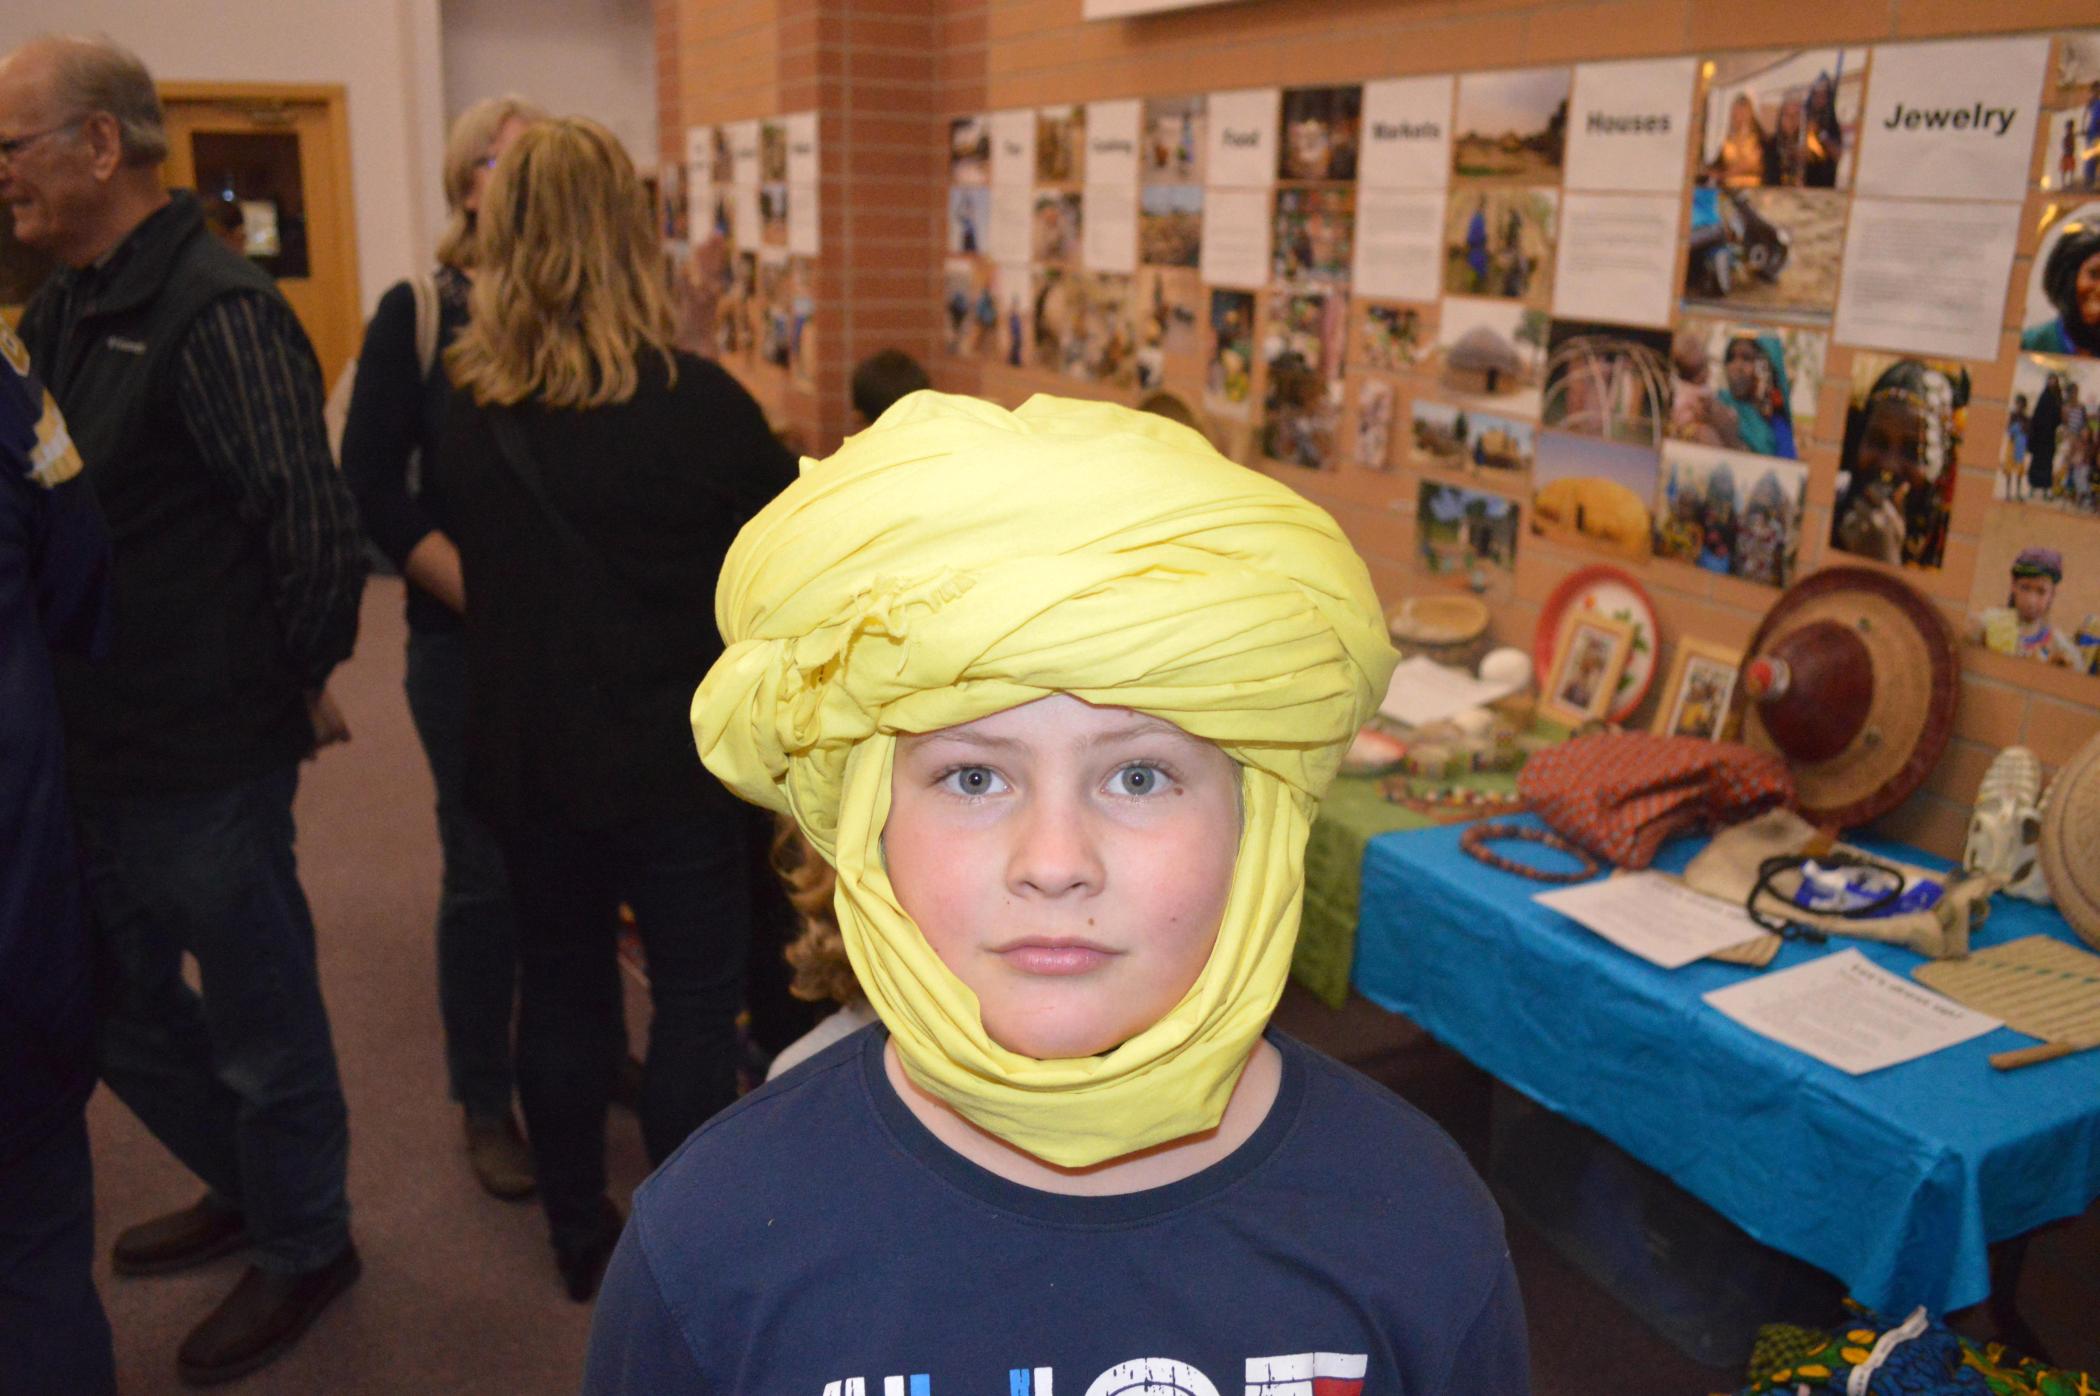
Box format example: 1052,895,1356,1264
928,31,2100,668
680,113,820,387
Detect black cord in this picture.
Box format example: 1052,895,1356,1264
1744,851,1909,942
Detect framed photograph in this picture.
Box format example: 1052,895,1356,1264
1540,610,1636,727
1652,638,1745,739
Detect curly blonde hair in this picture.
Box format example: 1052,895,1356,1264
444,117,677,410
769,818,863,1007
433,94,545,270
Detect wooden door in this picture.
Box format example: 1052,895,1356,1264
160,82,362,386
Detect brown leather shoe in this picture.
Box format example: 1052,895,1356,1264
176,1244,361,1387
465,1113,536,1200
112,1197,249,1276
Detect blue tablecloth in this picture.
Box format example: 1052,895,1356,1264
1351,816,2100,1317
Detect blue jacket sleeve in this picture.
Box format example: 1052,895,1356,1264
580,1222,709,1394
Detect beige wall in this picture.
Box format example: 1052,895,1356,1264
441,0,658,160
2,0,448,316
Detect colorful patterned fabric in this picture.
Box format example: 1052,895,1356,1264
1516,732,1795,869
1737,1303,2097,1395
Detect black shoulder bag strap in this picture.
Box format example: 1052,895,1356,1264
481,405,649,605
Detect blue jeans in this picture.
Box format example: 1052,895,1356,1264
501,813,750,1252
403,629,518,1120
76,764,352,1274
0,1112,114,1396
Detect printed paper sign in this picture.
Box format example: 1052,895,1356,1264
988,185,1033,264
785,111,819,186
991,110,1035,188
1352,188,1445,302
1704,949,2000,1075
1085,99,1142,186
1083,183,1138,272
1553,192,1679,327
788,182,818,256
728,120,762,187
1833,198,2021,361
1853,36,2050,200
733,184,761,247
1359,76,1455,189
1563,57,1697,193
1206,88,1281,188
1199,186,1272,289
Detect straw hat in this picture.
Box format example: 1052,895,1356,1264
1737,566,1958,829
2040,731,2100,951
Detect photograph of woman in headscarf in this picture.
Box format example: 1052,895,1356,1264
1668,318,1822,461
2022,212,2100,358
1831,356,1969,570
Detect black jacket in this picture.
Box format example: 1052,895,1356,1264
437,352,795,831
20,194,334,794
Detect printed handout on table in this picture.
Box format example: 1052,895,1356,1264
1703,949,2000,1075
1533,873,1772,969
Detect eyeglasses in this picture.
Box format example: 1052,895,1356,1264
0,119,82,163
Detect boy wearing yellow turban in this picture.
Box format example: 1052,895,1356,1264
584,393,1529,1393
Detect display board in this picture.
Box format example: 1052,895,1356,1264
939,33,2100,691
670,111,821,391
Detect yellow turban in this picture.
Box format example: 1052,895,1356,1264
693,392,1396,1166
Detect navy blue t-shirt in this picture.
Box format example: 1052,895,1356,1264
0,320,109,1164
585,1027,1530,1396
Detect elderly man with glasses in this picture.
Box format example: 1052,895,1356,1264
0,33,364,1388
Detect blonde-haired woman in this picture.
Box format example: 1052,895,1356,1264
342,94,546,1204
436,117,795,1300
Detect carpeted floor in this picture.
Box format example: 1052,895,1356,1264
85,577,2098,1394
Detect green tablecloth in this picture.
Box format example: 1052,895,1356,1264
1291,759,1532,1010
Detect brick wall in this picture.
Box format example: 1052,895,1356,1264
660,0,2100,860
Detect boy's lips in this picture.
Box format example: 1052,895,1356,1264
989,936,1118,975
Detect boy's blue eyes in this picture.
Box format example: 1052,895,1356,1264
935,763,1173,799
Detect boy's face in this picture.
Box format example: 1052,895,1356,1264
2012,573,2056,625
885,694,1242,1061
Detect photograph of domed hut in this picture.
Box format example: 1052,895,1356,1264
1452,67,1570,182
1531,430,1659,561
1434,296,1547,419
1653,440,1808,587
1542,320,1673,446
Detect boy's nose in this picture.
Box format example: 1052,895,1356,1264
1006,796,1105,900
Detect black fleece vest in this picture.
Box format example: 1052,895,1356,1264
22,194,313,796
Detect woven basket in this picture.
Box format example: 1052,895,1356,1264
1387,594,1492,670
2040,731,2100,952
